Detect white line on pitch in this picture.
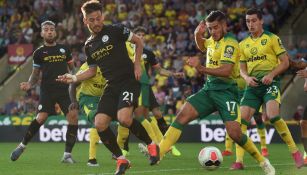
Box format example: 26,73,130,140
84,163,296,175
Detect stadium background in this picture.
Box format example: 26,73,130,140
0,0,306,174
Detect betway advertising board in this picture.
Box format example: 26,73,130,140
0,124,301,143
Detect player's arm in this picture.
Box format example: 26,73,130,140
20,67,41,91
187,56,233,77
56,66,97,84
67,61,76,74
68,81,81,110
262,53,289,85
152,64,184,78
194,21,207,52
240,62,258,87
129,34,144,80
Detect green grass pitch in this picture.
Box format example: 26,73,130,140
0,143,306,175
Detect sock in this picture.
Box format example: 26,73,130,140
128,118,152,145
98,127,122,158
89,128,100,160
157,117,169,135
117,124,130,150
237,134,265,163
22,119,42,145
301,137,307,154
257,127,267,149
65,124,78,153
235,120,248,163
225,133,233,152
159,121,183,158
136,117,158,143
270,116,298,153
124,132,130,151
150,117,163,143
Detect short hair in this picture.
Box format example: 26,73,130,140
246,8,263,20
41,20,55,28
133,26,147,33
81,0,102,16
205,10,226,23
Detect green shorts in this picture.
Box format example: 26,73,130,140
187,86,239,122
138,84,150,108
241,81,280,111
79,93,100,124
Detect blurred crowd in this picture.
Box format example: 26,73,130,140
0,0,304,116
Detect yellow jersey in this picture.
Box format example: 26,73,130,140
203,33,240,90
239,31,286,79
76,62,106,99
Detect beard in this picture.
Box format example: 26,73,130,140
44,37,55,44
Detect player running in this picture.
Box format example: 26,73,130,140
10,20,79,163
231,8,303,170
57,1,159,174
159,10,275,175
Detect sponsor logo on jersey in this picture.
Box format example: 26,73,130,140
91,45,114,60
247,55,267,62
209,59,218,66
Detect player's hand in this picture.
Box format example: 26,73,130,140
194,21,206,37
134,63,142,81
304,82,307,92
173,72,185,78
245,76,258,87
297,69,307,78
20,82,31,91
69,101,79,111
56,73,77,84
261,74,274,85
187,56,201,68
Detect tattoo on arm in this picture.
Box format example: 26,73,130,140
28,68,40,87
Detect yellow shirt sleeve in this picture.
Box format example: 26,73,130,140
239,42,247,62
220,40,238,64
271,35,286,56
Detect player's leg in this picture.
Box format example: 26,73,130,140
149,88,181,156
117,124,130,156
58,92,78,164
223,133,234,156
301,105,307,165
160,89,214,159
96,89,131,174
80,94,101,166
264,83,303,168
11,92,52,161
230,86,260,169
118,80,159,166
217,88,274,174
254,111,268,157
88,127,100,166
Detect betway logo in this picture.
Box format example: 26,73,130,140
247,55,267,62
39,126,90,142
200,124,275,143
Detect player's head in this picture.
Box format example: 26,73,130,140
40,20,56,44
205,10,227,41
81,0,104,34
245,8,263,34
133,26,146,41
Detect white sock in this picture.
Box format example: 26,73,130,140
64,152,71,156
19,143,26,148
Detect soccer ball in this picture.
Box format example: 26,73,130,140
198,146,223,170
